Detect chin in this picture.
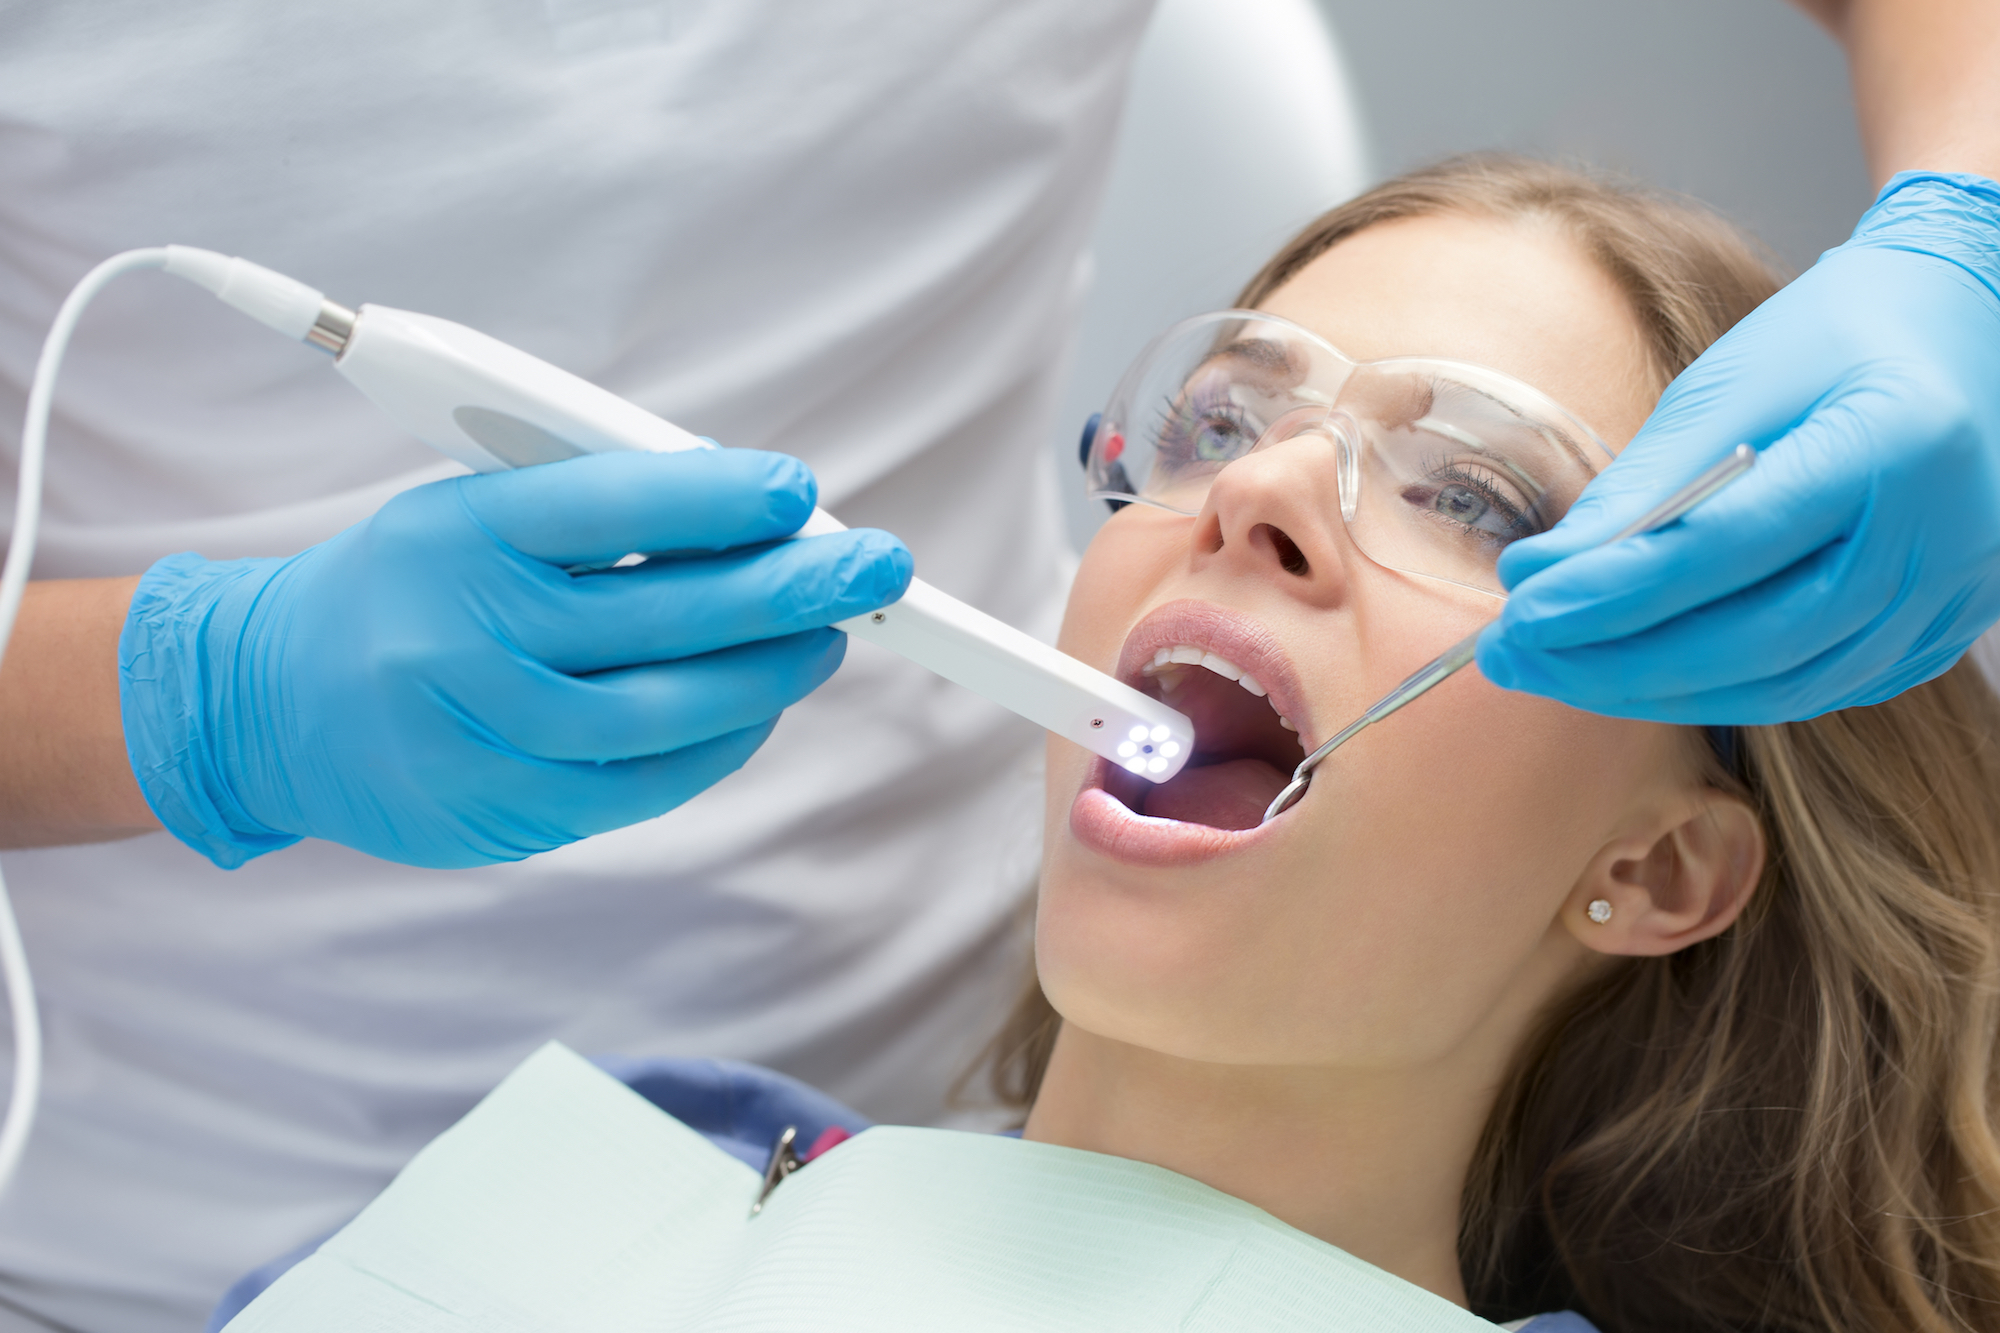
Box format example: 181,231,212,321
1034,837,1336,1068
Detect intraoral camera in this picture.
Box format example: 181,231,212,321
166,246,1196,782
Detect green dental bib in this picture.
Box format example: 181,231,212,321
228,1044,1496,1331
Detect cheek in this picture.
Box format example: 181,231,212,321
1337,690,1662,1051
1040,512,1197,1006
1056,511,1182,667
1037,671,1664,1070
1307,582,1651,928
1343,670,1644,855
1043,515,1182,827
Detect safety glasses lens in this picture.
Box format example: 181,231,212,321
1089,313,1610,596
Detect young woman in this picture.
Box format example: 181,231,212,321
988,154,2000,1333
216,157,2000,1333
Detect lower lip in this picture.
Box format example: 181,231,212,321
1067,758,1283,867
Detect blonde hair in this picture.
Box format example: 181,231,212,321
984,155,2000,1331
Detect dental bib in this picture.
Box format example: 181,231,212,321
226,1044,1494,1332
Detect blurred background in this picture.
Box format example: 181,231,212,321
1327,0,1871,274
1052,0,1874,551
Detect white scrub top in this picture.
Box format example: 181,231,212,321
0,3,1164,1328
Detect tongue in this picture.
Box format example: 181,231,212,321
1140,758,1290,831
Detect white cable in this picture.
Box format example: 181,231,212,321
0,247,171,1199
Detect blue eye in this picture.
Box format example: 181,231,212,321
1193,417,1249,461
1156,391,1259,467
1430,483,1490,527
1401,460,1545,546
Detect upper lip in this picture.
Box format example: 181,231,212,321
1115,599,1315,750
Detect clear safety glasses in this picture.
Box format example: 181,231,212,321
1084,311,1616,597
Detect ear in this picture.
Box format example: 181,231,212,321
1564,789,1765,957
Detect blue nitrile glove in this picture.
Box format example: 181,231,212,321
1478,172,2000,722
119,449,911,869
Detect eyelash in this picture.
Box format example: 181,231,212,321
1156,389,1257,462
1415,454,1541,537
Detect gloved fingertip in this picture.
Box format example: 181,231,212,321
1472,630,1520,691
1495,538,1567,592
1493,553,1528,593
754,453,819,528
850,529,914,602
807,624,849,678
883,540,914,595
1484,592,1550,653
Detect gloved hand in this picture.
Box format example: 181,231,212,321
1479,172,2000,723
119,448,911,869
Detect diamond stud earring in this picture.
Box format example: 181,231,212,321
1586,899,1614,925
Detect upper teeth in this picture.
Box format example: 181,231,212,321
1141,644,1301,743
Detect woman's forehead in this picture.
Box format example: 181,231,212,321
1253,212,1658,446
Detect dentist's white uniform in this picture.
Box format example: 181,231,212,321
0,3,1362,1329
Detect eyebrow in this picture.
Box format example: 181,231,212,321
1202,337,1310,390
1425,378,1598,476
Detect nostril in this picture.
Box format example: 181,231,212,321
1257,524,1309,576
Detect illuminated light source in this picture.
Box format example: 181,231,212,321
1160,741,1181,758
1116,741,1138,758
1125,759,1148,774
1128,724,1150,742
1147,756,1169,774
1149,724,1171,742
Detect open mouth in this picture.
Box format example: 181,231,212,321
1100,606,1312,832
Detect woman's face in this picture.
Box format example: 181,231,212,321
1039,212,1686,1069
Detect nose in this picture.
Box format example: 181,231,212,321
1186,430,1362,607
